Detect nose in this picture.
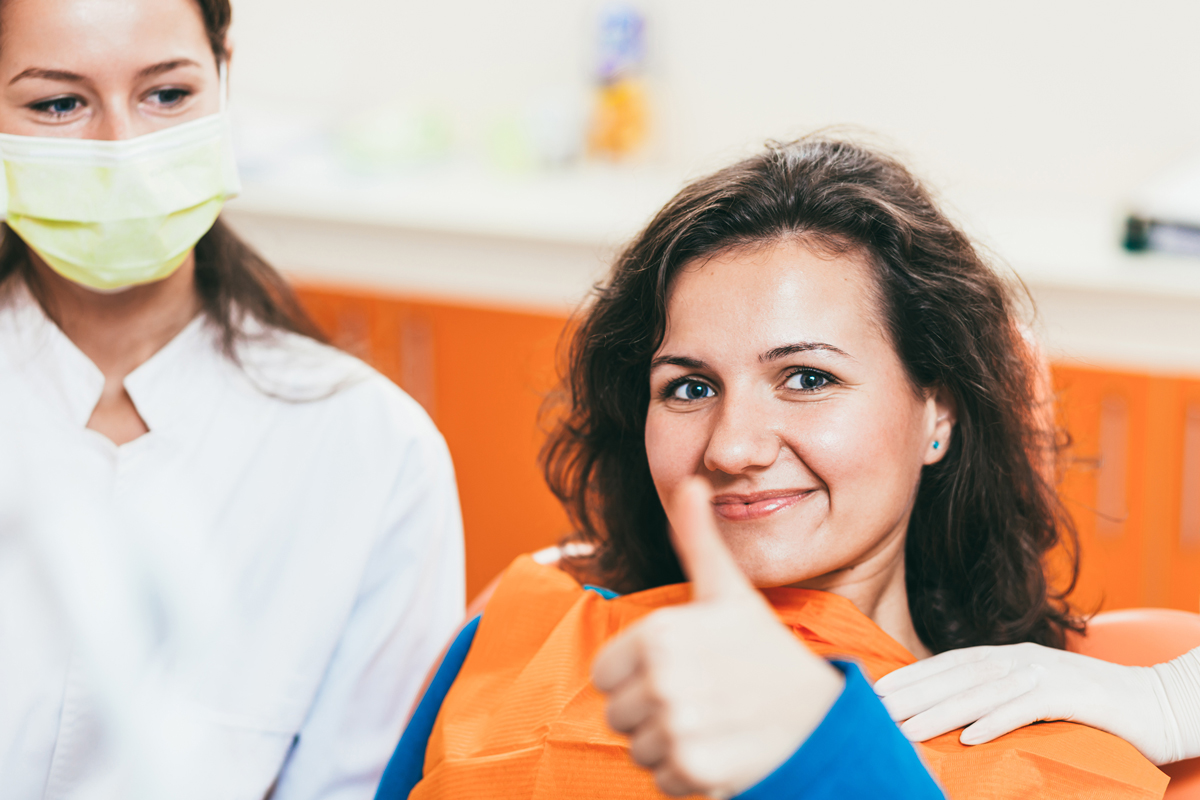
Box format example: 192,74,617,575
702,392,781,475
92,98,137,141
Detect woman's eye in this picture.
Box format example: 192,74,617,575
670,380,715,401
31,96,81,117
785,370,831,392
148,88,190,107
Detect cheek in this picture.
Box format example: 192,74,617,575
644,408,709,496
791,392,928,511
193,89,221,117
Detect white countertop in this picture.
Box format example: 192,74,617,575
230,159,684,250
956,198,1200,301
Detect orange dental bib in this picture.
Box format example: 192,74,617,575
412,556,1167,800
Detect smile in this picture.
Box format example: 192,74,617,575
710,489,816,521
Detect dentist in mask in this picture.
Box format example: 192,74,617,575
0,0,464,798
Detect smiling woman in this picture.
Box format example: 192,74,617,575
546,139,1074,655
0,1,464,798
384,138,1169,800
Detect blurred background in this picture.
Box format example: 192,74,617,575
221,0,1200,612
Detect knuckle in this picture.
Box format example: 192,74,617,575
979,658,1011,680
654,764,692,798
961,646,994,663
997,669,1035,696
606,699,631,732
1015,642,1044,662
668,744,708,788
628,732,659,768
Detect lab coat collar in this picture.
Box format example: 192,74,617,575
1,279,219,438
1,281,104,428
122,312,215,438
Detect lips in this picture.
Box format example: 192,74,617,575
711,489,816,521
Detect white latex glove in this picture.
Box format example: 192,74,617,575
591,478,844,798
873,642,1200,766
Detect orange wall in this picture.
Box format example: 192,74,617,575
295,284,571,599
296,284,1200,611
1053,365,1200,614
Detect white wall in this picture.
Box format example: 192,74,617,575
230,0,1200,209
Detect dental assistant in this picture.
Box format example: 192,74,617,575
0,0,464,798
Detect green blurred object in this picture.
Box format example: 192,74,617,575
484,113,536,174
339,106,454,173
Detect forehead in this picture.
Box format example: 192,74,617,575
660,238,887,357
0,0,212,74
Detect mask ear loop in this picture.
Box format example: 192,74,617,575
218,62,229,114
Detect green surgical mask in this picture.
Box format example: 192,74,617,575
0,70,240,292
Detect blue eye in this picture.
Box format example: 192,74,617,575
785,370,831,392
32,96,81,116
149,88,190,107
670,380,715,401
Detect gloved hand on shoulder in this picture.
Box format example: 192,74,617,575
873,642,1200,766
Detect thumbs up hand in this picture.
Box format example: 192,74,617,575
591,478,845,798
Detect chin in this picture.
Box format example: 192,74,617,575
719,512,896,589
727,539,839,589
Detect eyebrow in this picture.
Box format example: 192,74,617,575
136,59,203,80
650,355,709,370
8,68,83,86
759,341,854,363
9,59,202,87
650,342,853,371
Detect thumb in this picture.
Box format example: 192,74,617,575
668,477,755,603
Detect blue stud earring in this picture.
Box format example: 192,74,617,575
932,441,941,450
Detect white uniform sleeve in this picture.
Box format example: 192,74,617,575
1152,646,1200,763
269,419,466,800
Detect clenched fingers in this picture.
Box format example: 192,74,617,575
593,624,646,694
606,672,657,734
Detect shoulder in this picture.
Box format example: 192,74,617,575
920,721,1167,799
490,554,588,609
229,325,445,454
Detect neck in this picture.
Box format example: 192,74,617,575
27,252,202,383
793,523,932,659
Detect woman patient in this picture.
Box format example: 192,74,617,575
388,138,1167,799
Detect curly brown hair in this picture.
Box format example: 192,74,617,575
542,136,1081,653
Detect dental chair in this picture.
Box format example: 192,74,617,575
1070,608,1200,799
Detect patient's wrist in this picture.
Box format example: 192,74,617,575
789,657,847,743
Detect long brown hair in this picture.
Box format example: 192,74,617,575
542,136,1082,653
0,0,326,355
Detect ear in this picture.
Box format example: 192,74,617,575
221,36,234,71
922,385,957,465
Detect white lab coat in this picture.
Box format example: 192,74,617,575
0,282,465,799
